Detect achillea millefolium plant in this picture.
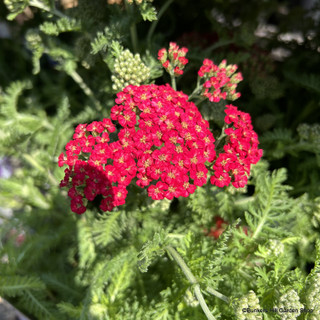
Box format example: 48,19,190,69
0,1,320,320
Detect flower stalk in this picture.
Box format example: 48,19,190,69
166,245,217,320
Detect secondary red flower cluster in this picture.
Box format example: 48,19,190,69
59,84,217,214
210,104,263,188
158,42,188,76
198,59,243,102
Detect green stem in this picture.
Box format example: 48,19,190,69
130,23,139,53
238,268,254,281
170,74,177,90
125,1,139,52
206,287,229,304
147,0,174,48
68,70,102,111
29,0,68,19
214,124,228,150
166,246,217,320
166,246,197,284
234,196,255,206
167,233,184,239
189,76,202,100
217,124,228,140
194,96,206,106
194,285,216,320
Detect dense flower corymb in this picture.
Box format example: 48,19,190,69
59,84,216,214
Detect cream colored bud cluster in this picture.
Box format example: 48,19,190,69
265,239,284,257
234,290,262,320
305,273,320,320
183,288,199,307
275,289,304,320
111,49,150,91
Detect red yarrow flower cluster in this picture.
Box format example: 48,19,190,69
198,59,243,102
205,216,228,239
111,84,215,200
158,42,188,76
59,43,263,215
59,84,216,214
205,216,249,239
210,104,263,188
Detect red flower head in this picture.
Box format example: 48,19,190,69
198,59,243,102
158,42,189,76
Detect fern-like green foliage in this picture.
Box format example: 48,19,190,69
138,229,168,272
0,276,45,297
4,0,30,20
92,210,127,248
0,80,31,118
307,240,320,279
39,18,81,36
0,275,59,319
284,71,320,94
138,1,157,21
202,221,240,290
77,219,96,270
0,80,46,153
25,29,45,74
90,26,124,55
245,167,294,240
57,302,82,319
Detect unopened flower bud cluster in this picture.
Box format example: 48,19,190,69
198,58,243,102
158,42,188,76
234,290,262,320
265,239,284,257
305,273,320,319
111,49,150,91
183,288,199,307
275,289,304,320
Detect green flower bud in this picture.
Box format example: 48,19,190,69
305,273,320,320
184,288,199,308
276,289,303,320
234,291,262,320
266,239,284,257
